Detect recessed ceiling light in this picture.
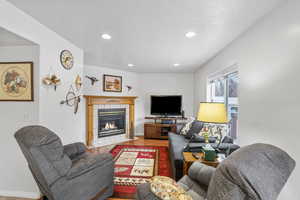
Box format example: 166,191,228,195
185,31,196,38
173,63,180,67
128,64,135,67
101,33,111,40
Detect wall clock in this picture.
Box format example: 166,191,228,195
60,50,74,70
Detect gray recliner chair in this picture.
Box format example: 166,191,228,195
15,126,114,200
136,143,296,200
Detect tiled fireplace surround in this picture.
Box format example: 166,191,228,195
84,96,137,147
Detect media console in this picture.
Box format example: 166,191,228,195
144,116,187,139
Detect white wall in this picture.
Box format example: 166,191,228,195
83,68,195,135
83,65,140,97
138,73,194,133
38,46,83,145
0,0,84,198
194,1,300,199
0,45,40,198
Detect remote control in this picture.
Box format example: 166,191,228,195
192,152,201,159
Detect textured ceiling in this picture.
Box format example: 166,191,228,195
8,0,284,72
0,27,35,46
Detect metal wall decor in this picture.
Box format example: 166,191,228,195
60,85,81,114
75,75,82,91
42,74,61,91
126,85,132,92
85,75,99,86
60,50,74,70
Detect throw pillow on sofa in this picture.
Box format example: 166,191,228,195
150,176,193,200
179,117,195,136
198,124,228,143
185,120,204,139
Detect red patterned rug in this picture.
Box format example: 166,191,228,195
110,145,171,199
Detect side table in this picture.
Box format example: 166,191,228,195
182,152,224,175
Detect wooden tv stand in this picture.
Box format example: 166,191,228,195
144,116,187,139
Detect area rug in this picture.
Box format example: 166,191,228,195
110,145,171,199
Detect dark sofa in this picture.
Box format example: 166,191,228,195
168,124,240,181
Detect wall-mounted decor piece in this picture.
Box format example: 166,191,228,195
103,74,122,92
85,75,99,86
126,85,132,92
60,50,74,70
60,85,81,114
42,74,61,91
0,62,33,101
75,75,82,91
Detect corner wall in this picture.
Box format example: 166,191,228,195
83,66,195,135
194,1,300,199
0,45,40,198
83,65,143,136
0,0,84,198
138,73,194,133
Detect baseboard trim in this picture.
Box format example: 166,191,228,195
135,132,144,136
0,190,41,199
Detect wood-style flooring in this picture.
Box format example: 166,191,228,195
0,137,169,200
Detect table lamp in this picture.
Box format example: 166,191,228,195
197,102,228,148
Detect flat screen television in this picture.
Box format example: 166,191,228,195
151,95,182,116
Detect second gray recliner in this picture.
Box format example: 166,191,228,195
136,143,296,200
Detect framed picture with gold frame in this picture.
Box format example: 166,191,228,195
103,74,122,92
0,62,34,101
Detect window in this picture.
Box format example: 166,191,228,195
207,67,239,139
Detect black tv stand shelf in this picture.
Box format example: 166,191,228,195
144,116,187,139
145,116,187,124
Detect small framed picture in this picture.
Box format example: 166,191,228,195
0,62,34,101
103,74,122,92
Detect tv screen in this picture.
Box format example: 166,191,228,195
151,95,182,116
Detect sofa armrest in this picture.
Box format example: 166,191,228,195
64,142,87,159
221,136,234,144
188,161,216,187
67,152,113,179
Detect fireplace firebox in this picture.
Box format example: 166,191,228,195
98,108,126,138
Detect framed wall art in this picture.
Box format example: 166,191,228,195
0,62,33,101
103,74,122,92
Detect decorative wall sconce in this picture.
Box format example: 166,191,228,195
126,85,133,92
42,74,61,91
75,75,82,91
